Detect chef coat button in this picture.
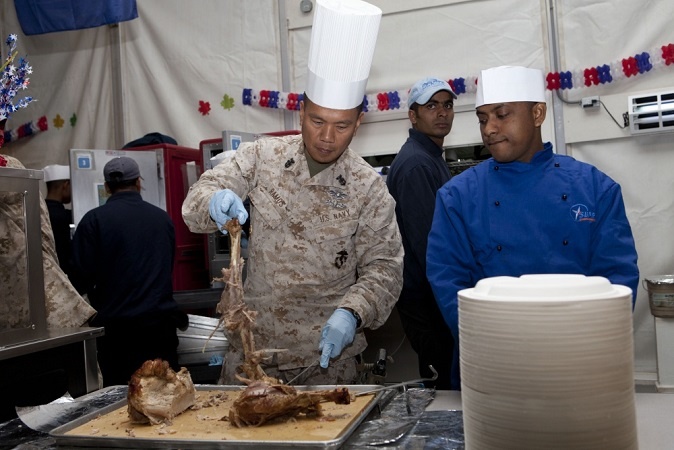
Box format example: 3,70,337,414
562,194,568,201
494,201,500,206
555,162,560,167
496,245,502,251
563,240,569,246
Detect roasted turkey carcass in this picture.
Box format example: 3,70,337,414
127,359,197,425
215,218,283,384
217,219,352,427
229,380,351,427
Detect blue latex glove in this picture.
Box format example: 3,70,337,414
319,308,357,368
208,189,248,234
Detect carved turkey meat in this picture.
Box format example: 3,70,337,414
214,218,281,384
127,359,196,425
215,219,353,427
229,380,351,427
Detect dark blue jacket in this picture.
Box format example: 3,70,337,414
72,191,177,326
45,198,74,277
386,128,451,296
427,142,639,388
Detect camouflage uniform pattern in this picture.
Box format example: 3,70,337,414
182,135,403,382
0,155,96,329
223,345,359,385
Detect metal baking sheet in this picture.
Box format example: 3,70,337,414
50,384,384,449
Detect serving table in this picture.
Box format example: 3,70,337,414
1,388,672,449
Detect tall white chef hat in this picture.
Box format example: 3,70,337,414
475,66,546,108
43,164,70,182
306,0,382,110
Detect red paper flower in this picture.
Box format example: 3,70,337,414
258,90,269,108
377,92,389,111
662,43,674,66
37,115,48,131
622,57,639,77
198,100,211,115
583,67,599,86
546,72,561,90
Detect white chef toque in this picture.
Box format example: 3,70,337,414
43,164,70,182
475,66,546,108
306,0,382,110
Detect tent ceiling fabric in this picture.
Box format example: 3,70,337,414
14,0,138,36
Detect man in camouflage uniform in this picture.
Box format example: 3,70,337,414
182,97,403,385
0,154,96,329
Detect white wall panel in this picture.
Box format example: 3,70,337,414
0,5,114,169
120,0,286,149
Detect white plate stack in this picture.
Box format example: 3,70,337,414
458,274,637,450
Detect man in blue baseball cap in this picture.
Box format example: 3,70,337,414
385,77,457,389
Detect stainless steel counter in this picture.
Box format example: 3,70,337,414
0,327,103,361
0,327,105,423
173,288,222,310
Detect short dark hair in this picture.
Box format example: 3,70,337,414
45,179,68,191
303,92,364,114
106,178,137,194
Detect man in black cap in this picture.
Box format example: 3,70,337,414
72,156,186,386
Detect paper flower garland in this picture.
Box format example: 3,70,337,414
1,34,33,121
243,42,673,113
3,115,48,145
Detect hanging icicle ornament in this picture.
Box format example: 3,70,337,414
243,42,673,114
1,34,34,122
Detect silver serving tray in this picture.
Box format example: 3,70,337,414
50,384,384,449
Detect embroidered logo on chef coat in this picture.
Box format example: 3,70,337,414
570,204,596,222
325,188,348,209
335,250,348,268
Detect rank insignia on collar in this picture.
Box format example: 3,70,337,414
336,174,346,185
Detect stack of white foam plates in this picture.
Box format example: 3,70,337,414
458,274,637,450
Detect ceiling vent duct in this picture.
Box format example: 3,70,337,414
628,91,674,135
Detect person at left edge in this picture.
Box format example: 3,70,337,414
182,0,403,387
71,156,187,387
43,164,75,279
